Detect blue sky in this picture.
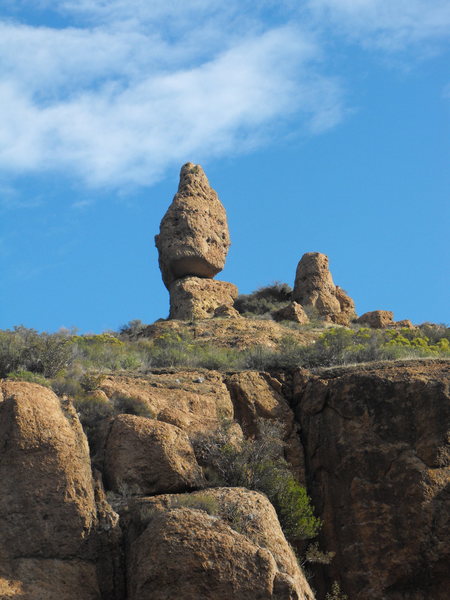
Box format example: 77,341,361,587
1,0,449,332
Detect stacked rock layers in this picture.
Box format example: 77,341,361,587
155,163,237,320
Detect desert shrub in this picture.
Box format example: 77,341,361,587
0,327,73,378
192,419,321,541
73,394,115,444
304,541,335,565
326,582,348,600
80,371,105,392
6,369,51,387
170,493,219,515
235,282,292,316
119,319,148,337
110,393,154,418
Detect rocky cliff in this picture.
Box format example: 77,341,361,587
1,358,448,599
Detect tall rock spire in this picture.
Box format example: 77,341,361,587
155,163,231,290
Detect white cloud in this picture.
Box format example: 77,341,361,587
307,0,450,51
0,4,344,188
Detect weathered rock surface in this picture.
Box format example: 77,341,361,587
155,163,231,289
140,317,319,350
225,371,305,481
294,360,450,600
293,253,355,325
0,381,97,558
272,301,309,324
103,414,204,494
356,309,394,328
0,381,116,600
99,371,233,436
169,276,238,320
127,488,315,600
214,304,242,319
0,559,101,600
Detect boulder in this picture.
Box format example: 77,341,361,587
99,371,233,437
169,276,238,320
0,381,105,599
294,360,450,600
127,488,315,600
103,414,204,494
356,310,394,328
293,253,355,325
0,381,97,558
155,163,231,289
213,304,242,319
272,301,309,325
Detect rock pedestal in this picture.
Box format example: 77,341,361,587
156,163,237,320
169,277,238,320
293,252,355,325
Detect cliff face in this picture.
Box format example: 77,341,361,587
0,359,448,599
294,360,450,599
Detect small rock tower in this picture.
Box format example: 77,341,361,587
155,163,238,319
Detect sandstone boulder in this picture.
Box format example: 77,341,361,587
293,253,355,325
272,301,309,325
127,488,315,600
169,276,238,320
356,309,394,328
214,304,242,319
103,414,204,494
294,360,450,600
0,381,97,558
99,371,233,436
155,163,231,289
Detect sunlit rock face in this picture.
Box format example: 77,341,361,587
155,163,231,290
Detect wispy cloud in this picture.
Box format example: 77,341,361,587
0,0,448,191
0,2,344,188
306,0,450,51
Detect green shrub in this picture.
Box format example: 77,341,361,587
170,493,219,515
326,582,348,600
6,369,51,387
192,419,321,541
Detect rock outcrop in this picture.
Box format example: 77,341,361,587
169,277,238,320
103,414,204,494
293,252,355,325
0,381,121,600
127,488,315,600
155,163,230,290
272,301,309,324
294,360,450,600
355,309,394,328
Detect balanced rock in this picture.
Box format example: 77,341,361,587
293,252,355,325
155,163,231,289
169,277,238,320
272,301,309,325
103,414,204,495
356,310,394,328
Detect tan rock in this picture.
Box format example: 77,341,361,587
169,276,238,320
390,319,415,329
272,301,309,325
103,414,204,494
155,163,231,289
0,381,97,559
127,488,315,600
355,310,394,328
225,372,305,481
99,371,233,437
294,360,450,600
140,317,319,350
213,304,242,319
0,559,101,600
293,252,355,325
